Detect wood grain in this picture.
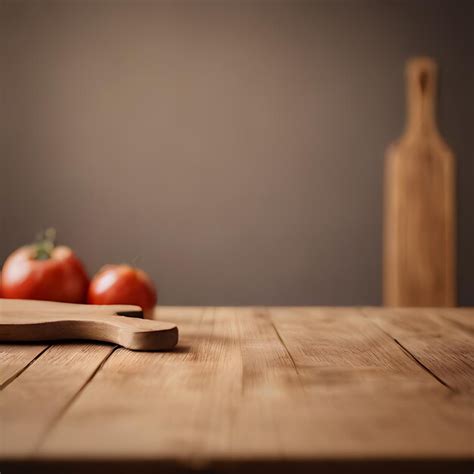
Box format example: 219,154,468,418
0,344,48,388
362,307,474,392
269,307,437,391
1,306,472,473
383,57,456,306
269,307,472,457
36,307,473,462
0,343,115,457
0,299,178,351
36,307,311,459
36,307,208,459
437,307,474,335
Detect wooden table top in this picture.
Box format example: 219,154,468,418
1,306,473,473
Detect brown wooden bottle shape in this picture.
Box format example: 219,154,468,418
383,57,456,307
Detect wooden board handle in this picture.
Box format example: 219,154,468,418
0,299,178,351
405,57,438,137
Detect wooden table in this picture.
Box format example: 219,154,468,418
1,307,473,473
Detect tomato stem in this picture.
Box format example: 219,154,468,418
34,228,56,260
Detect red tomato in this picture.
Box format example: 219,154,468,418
1,245,89,303
88,265,157,318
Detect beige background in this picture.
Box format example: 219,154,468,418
1,0,473,305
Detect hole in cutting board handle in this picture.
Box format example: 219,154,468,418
419,70,428,95
115,309,144,319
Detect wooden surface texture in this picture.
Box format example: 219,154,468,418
1,306,473,473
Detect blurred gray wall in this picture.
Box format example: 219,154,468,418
1,0,473,305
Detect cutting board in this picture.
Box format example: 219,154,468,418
0,299,178,351
383,57,456,307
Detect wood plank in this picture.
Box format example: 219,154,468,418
270,307,439,390
218,307,305,459
0,344,48,388
234,307,344,460
40,307,474,462
2,306,473,470
362,307,474,392
0,343,115,458
37,307,211,459
38,307,311,462
437,307,474,335
269,307,473,458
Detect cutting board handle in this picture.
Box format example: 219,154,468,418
0,299,179,351
405,57,438,138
